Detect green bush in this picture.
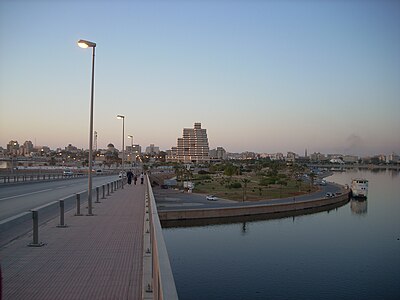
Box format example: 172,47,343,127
229,182,242,189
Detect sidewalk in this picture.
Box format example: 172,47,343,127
1,182,145,300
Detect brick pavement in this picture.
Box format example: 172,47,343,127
1,182,145,300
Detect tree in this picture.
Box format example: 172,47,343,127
242,178,251,202
224,164,237,177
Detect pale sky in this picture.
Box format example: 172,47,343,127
1,0,399,156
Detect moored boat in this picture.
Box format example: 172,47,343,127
350,178,368,198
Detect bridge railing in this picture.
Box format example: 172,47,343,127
0,173,85,184
0,178,125,248
144,175,179,300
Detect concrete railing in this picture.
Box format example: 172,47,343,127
143,175,179,300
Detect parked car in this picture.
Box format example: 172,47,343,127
325,192,334,198
63,169,73,177
206,195,218,201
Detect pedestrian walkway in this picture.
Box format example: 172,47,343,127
1,183,145,300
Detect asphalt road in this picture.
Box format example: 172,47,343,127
0,175,119,221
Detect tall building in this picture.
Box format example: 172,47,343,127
167,123,210,163
145,144,160,155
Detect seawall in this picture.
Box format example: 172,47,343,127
158,189,350,221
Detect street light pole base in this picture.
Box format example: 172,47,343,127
28,242,45,247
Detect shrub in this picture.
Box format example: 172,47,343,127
229,182,242,189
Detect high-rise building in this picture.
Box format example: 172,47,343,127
167,123,210,163
7,140,19,155
145,144,160,155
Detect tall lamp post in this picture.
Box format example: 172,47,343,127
78,39,96,216
128,135,133,166
117,115,125,175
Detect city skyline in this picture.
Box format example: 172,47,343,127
1,1,399,156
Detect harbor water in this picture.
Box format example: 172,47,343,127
162,169,400,300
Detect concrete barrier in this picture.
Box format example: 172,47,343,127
144,175,179,300
158,190,350,221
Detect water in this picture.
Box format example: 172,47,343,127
162,169,400,300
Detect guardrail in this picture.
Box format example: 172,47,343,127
0,173,85,184
0,172,119,185
0,178,124,247
143,175,179,300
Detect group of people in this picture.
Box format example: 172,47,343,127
126,170,144,185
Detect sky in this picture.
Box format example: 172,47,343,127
0,0,399,157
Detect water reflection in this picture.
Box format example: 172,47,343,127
163,170,400,300
350,198,368,215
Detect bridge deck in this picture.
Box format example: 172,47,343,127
1,183,145,299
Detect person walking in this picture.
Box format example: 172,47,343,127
140,172,144,185
127,170,133,185
134,175,137,185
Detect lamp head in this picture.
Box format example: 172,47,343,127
78,39,96,48
117,115,125,119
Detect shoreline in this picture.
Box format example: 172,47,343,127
157,182,350,221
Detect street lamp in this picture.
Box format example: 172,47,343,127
77,39,96,216
117,115,125,175
128,135,135,166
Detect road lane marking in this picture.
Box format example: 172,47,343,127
56,186,68,189
0,189,53,201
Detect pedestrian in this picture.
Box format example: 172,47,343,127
134,175,137,185
127,170,133,185
140,172,144,185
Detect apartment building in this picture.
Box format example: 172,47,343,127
167,123,210,163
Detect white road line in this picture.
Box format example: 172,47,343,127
0,189,53,201
56,186,68,189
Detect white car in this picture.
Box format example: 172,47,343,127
63,170,73,177
206,195,218,201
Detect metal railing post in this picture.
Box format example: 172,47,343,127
107,183,110,196
28,210,44,247
95,186,100,203
75,193,83,216
102,185,106,199
57,200,68,228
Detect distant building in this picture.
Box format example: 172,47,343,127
65,144,78,153
286,152,297,162
7,140,19,155
343,155,359,163
167,122,210,163
209,147,227,161
310,152,328,162
23,141,34,156
145,144,160,155
387,152,399,163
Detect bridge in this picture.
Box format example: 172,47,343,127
0,175,179,300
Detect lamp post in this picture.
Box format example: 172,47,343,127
78,39,96,216
128,135,133,166
117,115,125,174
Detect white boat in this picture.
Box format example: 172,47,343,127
350,178,368,198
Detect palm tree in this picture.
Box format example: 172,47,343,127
242,178,251,202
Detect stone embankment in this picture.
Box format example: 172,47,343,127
158,186,350,221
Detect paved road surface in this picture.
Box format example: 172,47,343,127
0,175,118,221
